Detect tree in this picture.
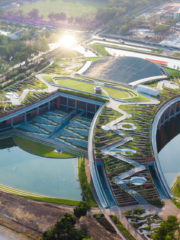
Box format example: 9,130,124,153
153,216,179,240
74,202,90,219
153,24,170,35
42,213,87,240
82,238,94,240
28,9,40,19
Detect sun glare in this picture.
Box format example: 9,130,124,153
59,34,77,48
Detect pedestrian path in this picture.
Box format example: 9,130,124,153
101,98,148,204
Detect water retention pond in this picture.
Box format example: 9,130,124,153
0,138,82,201
158,115,180,188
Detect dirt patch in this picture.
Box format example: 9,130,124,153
159,199,180,221
80,216,121,240
0,225,29,240
0,191,119,240
85,157,91,183
0,191,74,239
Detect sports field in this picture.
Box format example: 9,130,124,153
19,0,107,18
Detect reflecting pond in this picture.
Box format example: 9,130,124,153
159,134,180,188
0,138,82,200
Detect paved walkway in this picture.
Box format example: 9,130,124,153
159,199,180,221
77,61,92,74
130,75,168,86
8,73,58,106
107,206,144,240
36,74,58,92
157,80,179,91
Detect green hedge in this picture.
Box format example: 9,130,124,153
78,157,97,207
24,195,81,206
164,67,180,77
112,215,136,240
58,88,107,103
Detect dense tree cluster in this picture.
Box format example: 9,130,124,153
0,28,49,73
74,202,90,219
152,216,180,240
3,0,168,31
0,36,36,62
95,0,167,33
42,213,87,240
150,17,178,36
42,202,91,240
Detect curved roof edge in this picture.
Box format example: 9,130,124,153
151,96,180,198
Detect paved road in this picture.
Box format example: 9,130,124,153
90,39,152,52
105,47,180,69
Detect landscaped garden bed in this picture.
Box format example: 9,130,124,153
123,208,162,240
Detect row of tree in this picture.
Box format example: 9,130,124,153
2,0,172,32
0,30,49,67
5,8,94,28
95,0,167,34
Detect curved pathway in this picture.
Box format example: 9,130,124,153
8,74,58,106
101,97,148,204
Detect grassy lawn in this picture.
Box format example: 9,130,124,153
18,0,107,18
43,75,54,83
172,176,180,197
122,124,133,129
78,157,97,207
172,199,180,209
14,135,75,158
164,67,180,78
146,81,158,88
129,93,151,102
90,43,110,56
0,184,80,206
56,78,95,93
56,78,132,99
103,87,131,99
25,196,81,206
88,57,104,62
